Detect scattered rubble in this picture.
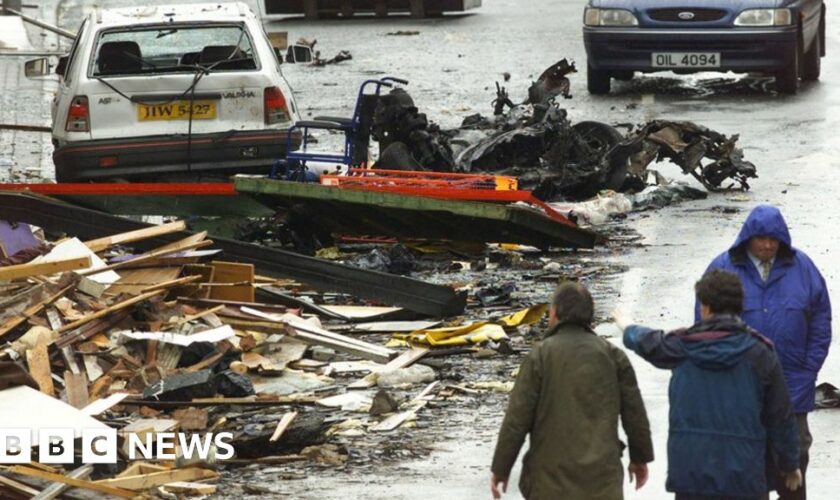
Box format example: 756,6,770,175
0,210,620,498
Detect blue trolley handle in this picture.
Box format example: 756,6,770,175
381,77,409,85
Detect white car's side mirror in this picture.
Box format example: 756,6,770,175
24,57,51,78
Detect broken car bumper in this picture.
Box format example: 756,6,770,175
583,26,797,73
53,129,302,182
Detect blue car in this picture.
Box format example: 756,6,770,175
583,0,825,94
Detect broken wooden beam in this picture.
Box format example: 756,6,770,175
30,464,94,500
83,220,187,253
241,307,395,363
0,474,40,497
7,466,135,498
94,468,218,491
0,256,91,281
80,240,211,275
140,274,202,294
25,338,54,396
54,289,165,336
269,411,298,442
349,345,429,389
63,371,89,409
163,481,218,495
0,285,72,341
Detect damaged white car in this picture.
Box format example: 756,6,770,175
27,2,300,182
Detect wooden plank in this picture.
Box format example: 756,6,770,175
170,304,225,328
83,220,187,253
82,355,103,382
117,463,168,478
370,382,437,432
413,380,440,401
44,307,63,331
241,307,394,360
8,466,135,498
172,407,208,430
80,240,211,276
0,286,73,341
141,274,201,293
173,264,214,299
120,418,180,435
209,261,254,302
179,297,290,312
269,411,298,442
149,231,208,254
63,371,89,409
381,345,429,371
338,320,443,333
106,267,182,296
0,474,40,497
60,346,80,375
81,392,129,416
55,309,130,349
349,345,429,389
0,256,91,281
25,338,54,396
54,289,166,336
369,408,418,432
94,468,218,491
163,482,217,495
31,464,93,500
183,351,224,373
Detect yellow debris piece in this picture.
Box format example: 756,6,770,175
390,305,546,348
497,304,548,327
395,322,508,347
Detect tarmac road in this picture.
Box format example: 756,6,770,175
1,0,839,498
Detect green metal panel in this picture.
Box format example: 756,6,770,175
233,176,599,249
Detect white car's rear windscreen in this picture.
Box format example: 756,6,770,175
91,24,258,77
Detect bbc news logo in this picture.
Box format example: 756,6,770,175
0,429,234,464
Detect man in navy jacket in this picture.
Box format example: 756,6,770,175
700,205,831,499
617,269,801,499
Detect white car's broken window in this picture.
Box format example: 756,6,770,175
91,24,258,76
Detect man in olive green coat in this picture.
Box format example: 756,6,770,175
491,282,654,499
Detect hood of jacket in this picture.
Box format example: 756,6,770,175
680,316,758,371
730,205,792,252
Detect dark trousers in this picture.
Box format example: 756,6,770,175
773,414,812,500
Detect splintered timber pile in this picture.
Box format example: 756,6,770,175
0,219,542,498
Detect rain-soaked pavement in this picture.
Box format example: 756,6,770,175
1,0,840,498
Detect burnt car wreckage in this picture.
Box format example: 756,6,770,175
368,59,757,202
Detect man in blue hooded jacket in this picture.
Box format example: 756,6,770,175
617,269,801,499
700,205,831,499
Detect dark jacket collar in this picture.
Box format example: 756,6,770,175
543,322,594,339
680,314,773,347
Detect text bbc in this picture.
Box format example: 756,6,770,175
0,429,234,464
